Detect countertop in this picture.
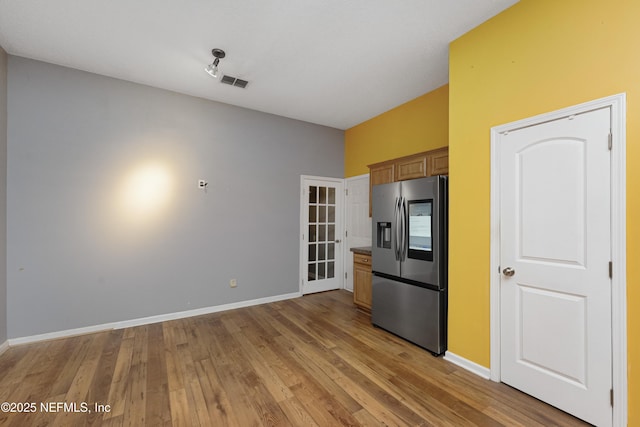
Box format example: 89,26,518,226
350,246,372,256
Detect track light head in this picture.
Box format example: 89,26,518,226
205,48,226,78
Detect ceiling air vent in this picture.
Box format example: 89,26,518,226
221,74,249,88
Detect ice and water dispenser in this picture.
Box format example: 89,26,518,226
377,222,392,249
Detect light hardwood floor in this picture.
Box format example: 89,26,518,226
0,290,588,426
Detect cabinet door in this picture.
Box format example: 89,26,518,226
353,255,372,311
395,154,428,181
369,163,394,216
370,163,394,186
427,148,449,175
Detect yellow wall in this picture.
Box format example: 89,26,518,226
344,84,448,177
449,0,639,424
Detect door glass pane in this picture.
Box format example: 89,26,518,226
317,262,325,279
318,205,326,222
327,261,334,279
308,244,316,262
328,206,335,222
318,243,326,261
309,186,317,203
308,264,316,281
327,243,335,260
309,225,316,242
328,187,335,204
319,187,326,204
319,224,326,242
309,205,316,222
328,224,335,241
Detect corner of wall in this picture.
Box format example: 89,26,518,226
344,84,449,177
0,46,7,345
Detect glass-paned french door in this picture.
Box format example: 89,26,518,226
300,176,344,295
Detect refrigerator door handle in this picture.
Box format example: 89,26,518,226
400,196,407,261
394,196,401,261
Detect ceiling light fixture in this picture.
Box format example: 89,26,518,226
204,48,226,78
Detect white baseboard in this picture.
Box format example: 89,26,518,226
443,351,491,379
8,291,301,346
0,340,9,355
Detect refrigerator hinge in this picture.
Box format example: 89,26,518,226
610,388,614,406
609,261,613,279
608,132,613,150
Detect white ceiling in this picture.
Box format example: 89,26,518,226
0,0,518,130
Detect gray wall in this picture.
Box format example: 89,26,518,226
0,47,7,344
6,56,344,338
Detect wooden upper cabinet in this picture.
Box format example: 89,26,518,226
368,163,394,216
395,153,428,181
370,163,395,187
368,147,448,216
427,147,449,176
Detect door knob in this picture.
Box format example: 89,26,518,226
502,267,515,277
335,239,341,243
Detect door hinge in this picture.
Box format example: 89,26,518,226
609,261,613,279
345,189,349,196
610,388,614,406
345,230,348,237
345,272,348,279
608,132,613,150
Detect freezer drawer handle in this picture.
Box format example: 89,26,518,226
502,267,515,277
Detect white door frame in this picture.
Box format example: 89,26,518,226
489,94,627,426
299,175,345,294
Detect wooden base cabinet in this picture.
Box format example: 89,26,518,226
353,253,372,312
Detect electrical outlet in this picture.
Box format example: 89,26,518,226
230,279,237,288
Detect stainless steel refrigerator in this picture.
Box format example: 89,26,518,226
371,175,447,355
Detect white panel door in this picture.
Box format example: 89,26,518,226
301,177,344,295
500,108,612,427
344,174,372,292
